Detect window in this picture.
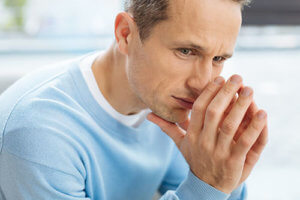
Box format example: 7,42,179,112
0,0,121,54
243,0,300,25
0,0,122,92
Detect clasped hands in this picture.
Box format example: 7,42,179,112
147,75,268,194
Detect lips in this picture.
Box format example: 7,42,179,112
179,97,195,104
172,96,195,109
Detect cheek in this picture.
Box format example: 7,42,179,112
127,59,176,110
213,65,224,76
129,51,172,91
126,54,162,105
128,43,193,101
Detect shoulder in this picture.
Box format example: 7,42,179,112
1,82,88,178
0,57,81,140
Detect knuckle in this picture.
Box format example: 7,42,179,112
192,102,204,113
213,151,223,161
221,120,235,134
258,133,269,146
199,140,212,152
206,106,218,118
251,121,263,132
236,98,247,108
258,138,268,147
240,137,251,147
226,157,235,167
228,156,243,166
226,158,234,167
206,82,218,93
222,85,233,95
214,148,229,160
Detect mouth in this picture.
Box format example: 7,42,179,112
172,96,195,110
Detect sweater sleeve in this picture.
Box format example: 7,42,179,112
0,150,90,200
158,145,247,200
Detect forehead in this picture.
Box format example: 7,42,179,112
152,0,242,51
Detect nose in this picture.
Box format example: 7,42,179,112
186,60,212,95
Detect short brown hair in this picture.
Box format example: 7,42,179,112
124,0,251,41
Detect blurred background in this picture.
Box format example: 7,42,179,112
0,0,299,199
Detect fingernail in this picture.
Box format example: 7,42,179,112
230,75,242,84
241,87,252,97
214,77,223,85
258,111,266,120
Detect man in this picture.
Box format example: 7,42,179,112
0,0,268,199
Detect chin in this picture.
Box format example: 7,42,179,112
146,95,190,123
154,107,190,123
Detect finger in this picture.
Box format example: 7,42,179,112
240,124,268,183
224,94,238,116
201,74,243,144
147,113,185,147
247,101,259,116
220,84,244,127
234,101,259,141
232,110,267,158
188,76,225,135
243,100,259,123
219,93,238,128
217,87,254,151
249,123,268,156
218,84,244,127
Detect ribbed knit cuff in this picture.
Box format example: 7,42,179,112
175,170,230,200
228,182,247,200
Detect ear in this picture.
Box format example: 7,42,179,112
114,12,136,55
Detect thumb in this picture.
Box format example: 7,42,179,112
147,113,186,147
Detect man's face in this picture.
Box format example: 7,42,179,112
126,0,242,123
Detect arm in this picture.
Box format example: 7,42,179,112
0,149,90,200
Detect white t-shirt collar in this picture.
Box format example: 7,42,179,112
79,51,150,128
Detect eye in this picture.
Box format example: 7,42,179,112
213,56,226,63
177,48,195,56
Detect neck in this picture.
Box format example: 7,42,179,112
91,42,147,115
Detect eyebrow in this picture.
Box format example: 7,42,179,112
174,41,233,58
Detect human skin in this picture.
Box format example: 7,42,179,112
92,0,268,194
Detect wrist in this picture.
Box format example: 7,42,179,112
190,168,234,194
175,170,230,200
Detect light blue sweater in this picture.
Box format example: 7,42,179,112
0,54,247,200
